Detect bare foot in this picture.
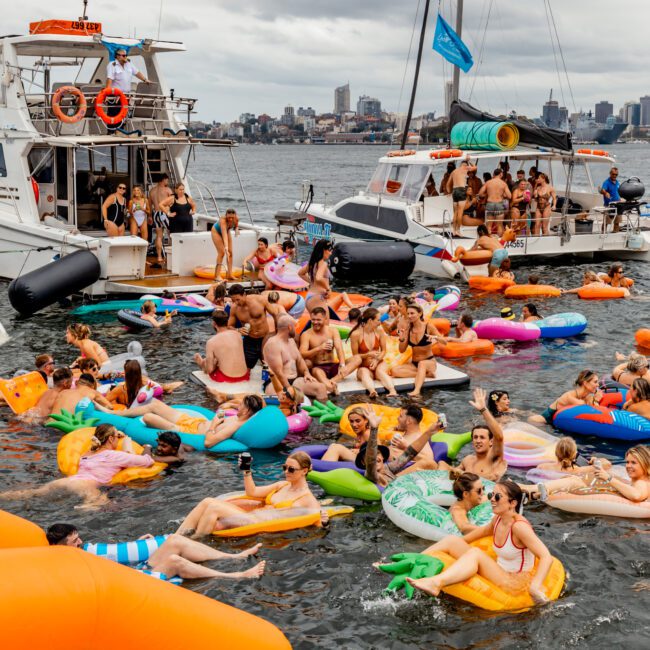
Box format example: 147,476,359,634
633,581,650,592
369,390,378,399
163,381,184,393
206,387,229,403
238,542,262,558
387,391,398,397
529,586,549,604
407,390,421,398
239,560,265,579
406,576,441,597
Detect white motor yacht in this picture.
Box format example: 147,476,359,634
0,18,272,297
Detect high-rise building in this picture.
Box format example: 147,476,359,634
623,101,641,126
297,106,316,117
444,81,453,117
281,105,295,126
595,101,613,124
640,96,650,126
334,83,350,114
357,95,381,119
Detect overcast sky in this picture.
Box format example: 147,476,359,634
8,0,649,121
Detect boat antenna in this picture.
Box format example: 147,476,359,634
157,0,164,40
400,0,431,150
79,0,89,21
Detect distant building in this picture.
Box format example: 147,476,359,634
334,83,350,114
595,101,613,124
627,102,641,126
640,96,650,126
239,112,255,124
444,81,453,117
297,106,316,117
357,95,381,119
542,97,568,130
281,105,295,126
257,113,273,124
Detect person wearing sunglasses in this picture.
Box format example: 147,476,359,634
35,354,56,385
530,369,602,426
448,472,486,535
438,387,507,481
101,183,129,236
176,451,325,537
599,167,622,232
106,49,150,94
601,263,634,289
406,479,553,605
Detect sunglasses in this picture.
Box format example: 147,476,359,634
282,464,300,474
475,487,484,495
118,186,127,190
488,492,503,502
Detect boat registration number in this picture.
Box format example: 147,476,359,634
504,240,525,249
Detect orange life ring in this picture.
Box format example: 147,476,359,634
95,87,129,126
577,286,626,300
430,149,463,160
504,284,561,298
456,250,494,267
576,148,610,157
387,150,416,157
468,276,515,293
31,177,40,205
51,86,87,124
386,179,402,193
431,339,495,359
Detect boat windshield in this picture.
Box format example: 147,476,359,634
366,162,430,201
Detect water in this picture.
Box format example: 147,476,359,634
1,144,650,649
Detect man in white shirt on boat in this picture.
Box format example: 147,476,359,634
106,49,149,93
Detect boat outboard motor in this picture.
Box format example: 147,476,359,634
619,177,645,202
330,241,415,281
8,250,101,316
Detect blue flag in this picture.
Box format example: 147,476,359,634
432,13,473,73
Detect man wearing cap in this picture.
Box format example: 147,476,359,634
357,407,441,488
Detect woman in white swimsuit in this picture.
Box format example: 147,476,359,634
128,185,151,241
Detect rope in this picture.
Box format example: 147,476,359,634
546,0,577,114
543,0,567,112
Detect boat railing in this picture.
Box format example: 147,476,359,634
0,187,21,221
186,175,221,221
22,87,196,137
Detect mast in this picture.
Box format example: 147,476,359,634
400,0,431,150
451,0,464,103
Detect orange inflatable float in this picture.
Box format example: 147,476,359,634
469,277,515,293
430,149,463,159
454,249,493,266
339,403,438,440
327,292,373,319
387,149,416,157
193,265,244,280
431,339,495,359
0,510,291,650
504,284,561,298
430,318,451,336
635,329,650,349
0,371,47,414
578,286,626,300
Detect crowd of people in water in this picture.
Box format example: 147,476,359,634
1,234,649,606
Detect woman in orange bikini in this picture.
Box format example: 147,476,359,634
176,451,325,537
243,237,276,288
348,308,397,398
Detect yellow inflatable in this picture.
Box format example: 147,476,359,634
425,536,565,611
0,371,47,414
213,492,354,537
0,510,291,650
57,427,166,484
339,403,438,441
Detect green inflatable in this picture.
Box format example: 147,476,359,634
377,553,444,599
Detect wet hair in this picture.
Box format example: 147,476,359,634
477,224,489,237
124,359,143,406
584,271,599,283
77,373,96,388
228,284,245,297
351,307,380,335
241,394,264,417
212,283,227,301
141,300,156,315
211,309,229,328
286,450,312,471
46,523,77,546
53,367,73,387
310,306,327,317
471,424,493,440
555,437,578,470
425,287,437,296
78,358,99,373
496,479,525,514
575,369,597,387
90,424,118,451
460,313,473,328
35,354,52,370
67,323,91,340
527,275,540,285
403,405,424,423
487,390,509,417
157,431,181,453
406,303,425,321
523,303,539,317
347,307,361,322
608,264,623,276
626,354,649,374
625,445,650,477
631,378,650,402
258,237,269,247
267,291,280,304
452,472,481,500
307,239,333,282
282,239,295,252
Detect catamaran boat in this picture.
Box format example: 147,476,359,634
0,18,271,298
295,103,650,279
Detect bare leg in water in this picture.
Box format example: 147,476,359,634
0,478,107,509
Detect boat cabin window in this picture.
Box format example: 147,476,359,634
0,144,6,177
334,202,409,234
400,165,429,201
366,162,431,202
367,163,391,194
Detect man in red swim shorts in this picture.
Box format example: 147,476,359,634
194,309,250,383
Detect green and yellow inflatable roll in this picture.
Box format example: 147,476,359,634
450,121,519,151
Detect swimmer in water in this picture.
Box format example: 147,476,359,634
139,300,176,328
66,323,109,367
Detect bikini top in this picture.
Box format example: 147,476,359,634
408,324,430,348
359,333,380,354
255,251,275,266
264,484,310,509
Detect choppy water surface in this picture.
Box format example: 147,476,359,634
1,145,649,649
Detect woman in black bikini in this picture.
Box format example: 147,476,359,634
160,182,196,233
390,303,439,397
101,183,128,237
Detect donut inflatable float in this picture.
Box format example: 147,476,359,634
504,284,561,298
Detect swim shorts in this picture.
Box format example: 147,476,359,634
540,406,557,425
209,368,251,383
452,187,468,202
313,362,340,379
491,248,509,266
288,294,306,318
242,335,264,369
152,211,169,229
486,201,506,215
